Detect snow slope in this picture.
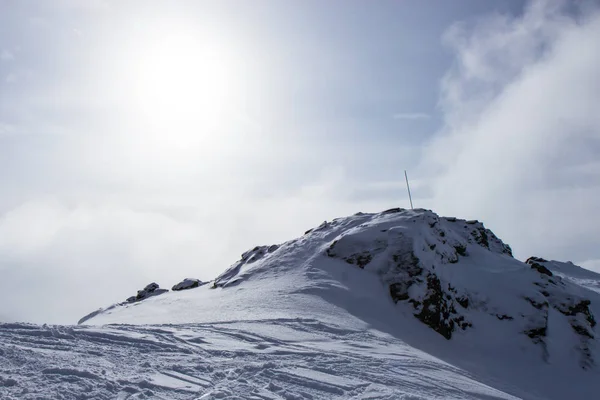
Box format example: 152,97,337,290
1,319,523,400
2,208,599,399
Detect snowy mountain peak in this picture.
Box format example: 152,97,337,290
76,208,600,398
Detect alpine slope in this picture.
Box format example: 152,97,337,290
2,208,599,399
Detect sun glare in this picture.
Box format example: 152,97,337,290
126,27,242,152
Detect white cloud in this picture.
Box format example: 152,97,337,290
421,0,600,263
393,112,430,120
0,164,393,324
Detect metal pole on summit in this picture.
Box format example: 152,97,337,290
405,170,414,210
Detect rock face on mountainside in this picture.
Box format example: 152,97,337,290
317,209,597,368
80,208,598,370
325,211,510,339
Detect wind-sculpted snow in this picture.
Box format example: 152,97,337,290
0,319,521,400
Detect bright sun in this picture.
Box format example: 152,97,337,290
127,28,241,150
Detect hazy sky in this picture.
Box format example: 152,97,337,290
1,0,599,324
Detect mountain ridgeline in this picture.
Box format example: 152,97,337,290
80,208,600,371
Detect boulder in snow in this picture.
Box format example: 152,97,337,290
126,282,168,303
172,278,205,291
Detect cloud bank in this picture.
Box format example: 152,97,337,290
421,0,600,267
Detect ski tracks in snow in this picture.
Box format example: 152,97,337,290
0,319,519,400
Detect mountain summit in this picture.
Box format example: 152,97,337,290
83,208,597,367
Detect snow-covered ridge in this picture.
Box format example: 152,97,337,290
81,208,598,368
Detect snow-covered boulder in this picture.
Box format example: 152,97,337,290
171,278,205,291
126,282,168,303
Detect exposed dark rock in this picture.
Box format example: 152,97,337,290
455,315,472,330
554,299,597,340
346,252,373,268
381,208,403,214
572,324,594,339
526,256,549,264
391,251,423,277
456,296,469,309
525,297,549,310
172,278,205,291
414,274,461,340
502,244,514,256
525,326,547,339
241,245,270,264
454,244,467,257
524,305,550,362
571,300,596,327
496,314,514,321
326,238,387,269
527,261,553,277
126,282,168,303
326,241,338,257
408,299,421,308
389,282,410,302
471,227,489,248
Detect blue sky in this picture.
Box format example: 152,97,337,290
1,0,599,323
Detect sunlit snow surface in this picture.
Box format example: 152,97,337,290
0,319,521,400
2,209,600,399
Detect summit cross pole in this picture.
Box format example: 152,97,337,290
404,170,414,210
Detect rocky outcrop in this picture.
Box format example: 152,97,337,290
325,212,490,340
526,257,553,276
126,282,168,303
172,278,205,291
